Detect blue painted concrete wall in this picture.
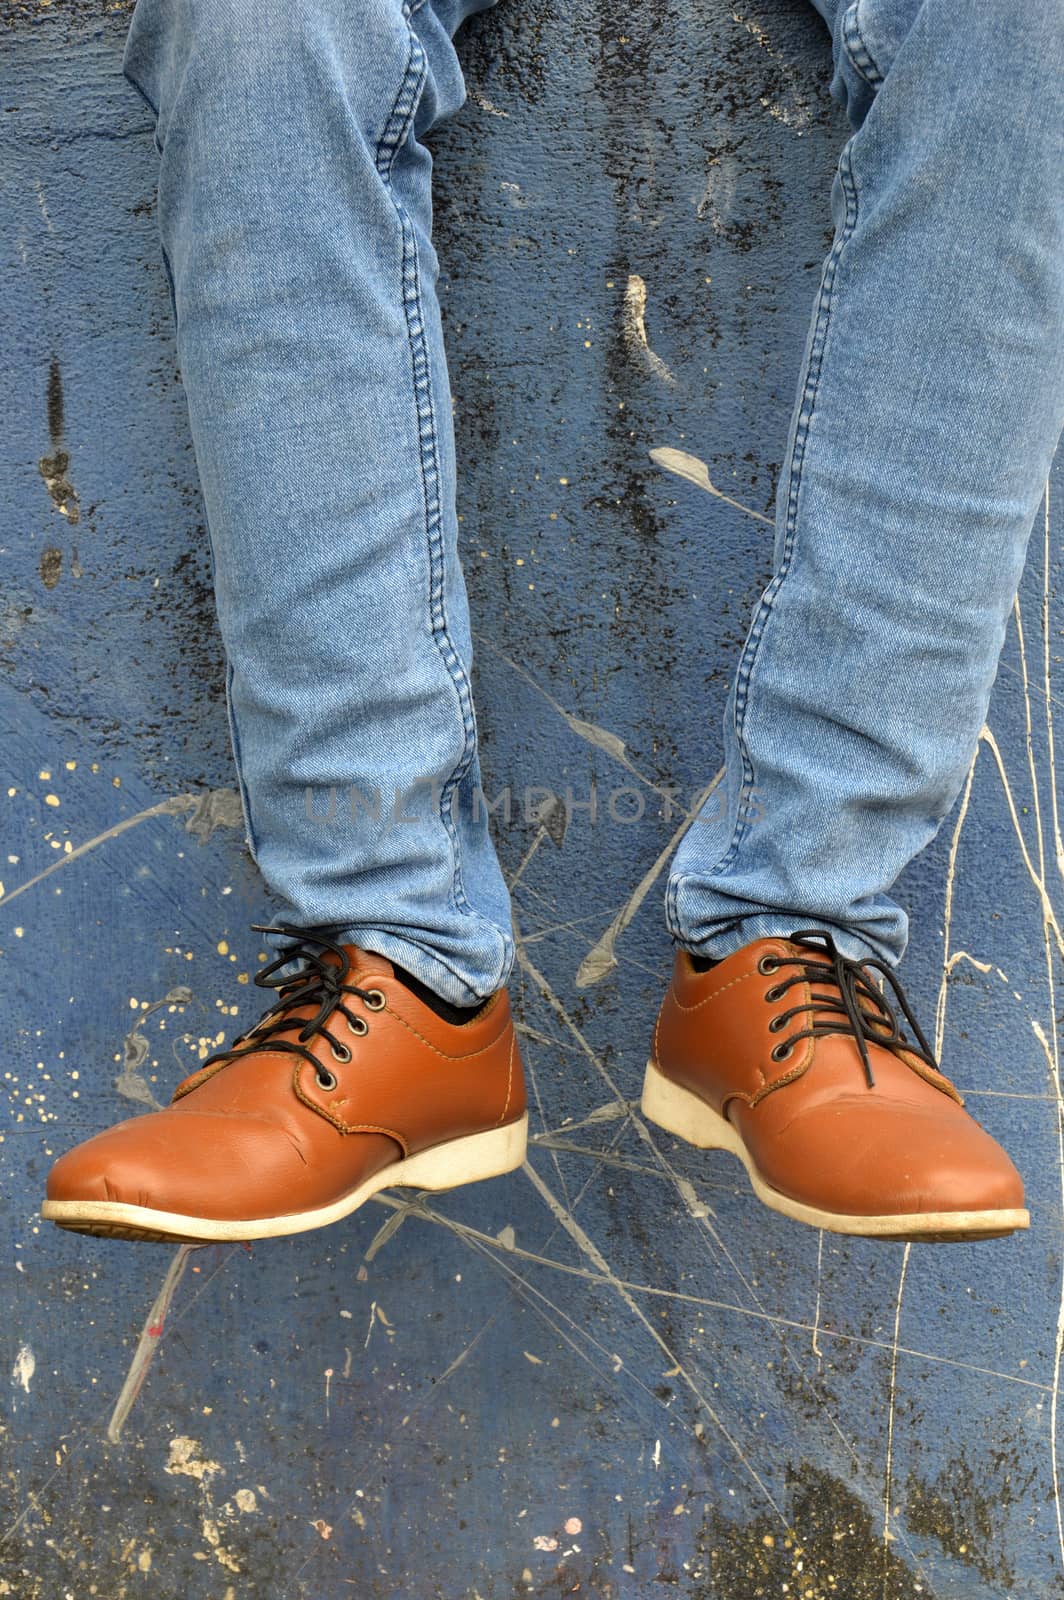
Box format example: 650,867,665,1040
2,2,1062,1595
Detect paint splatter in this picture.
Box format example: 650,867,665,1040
11,1344,34,1393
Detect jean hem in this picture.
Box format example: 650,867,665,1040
671,911,894,969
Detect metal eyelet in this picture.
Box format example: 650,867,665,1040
364,989,386,1011
757,954,779,975
770,1041,792,1063
764,985,785,1003
350,1016,369,1037
329,1042,352,1064
315,1067,338,1091
768,1014,786,1033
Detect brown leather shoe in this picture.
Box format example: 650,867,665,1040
643,929,1028,1241
42,929,527,1243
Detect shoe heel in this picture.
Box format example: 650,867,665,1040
641,1060,738,1152
395,1113,529,1193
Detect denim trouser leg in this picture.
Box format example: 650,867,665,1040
668,0,1064,966
122,0,512,1005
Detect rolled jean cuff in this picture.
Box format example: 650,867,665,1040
668,904,896,969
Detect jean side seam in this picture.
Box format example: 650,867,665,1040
674,139,862,919
375,27,510,968
223,659,260,862
841,1,885,88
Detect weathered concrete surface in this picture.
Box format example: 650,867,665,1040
1,2,1062,1596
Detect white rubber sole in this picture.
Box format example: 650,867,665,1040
41,1113,529,1244
641,1060,1029,1242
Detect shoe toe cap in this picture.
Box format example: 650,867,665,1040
45,1110,298,1219
46,1116,161,1207
757,1097,1025,1219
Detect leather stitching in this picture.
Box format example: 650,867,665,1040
384,1006,513,1063
496,1031,516,1125
670,965,768,1015
291,1064,410,1147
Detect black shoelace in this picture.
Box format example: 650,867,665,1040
758,929,939,1089
199,925,386,1092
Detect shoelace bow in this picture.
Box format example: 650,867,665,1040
758,929,939,1089
199,925,386,1090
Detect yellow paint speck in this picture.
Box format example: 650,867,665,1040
38,770,50,781
112,776,121,788
217,940,229,956
44,794,60,808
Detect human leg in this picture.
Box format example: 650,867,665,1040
647,0,1062,1238
123,0,513,1008
667,0,1064,965
43,0,530,1244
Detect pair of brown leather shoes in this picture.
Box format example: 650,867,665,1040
42,927,1027,1246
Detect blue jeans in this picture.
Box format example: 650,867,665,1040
123,0,1064,1001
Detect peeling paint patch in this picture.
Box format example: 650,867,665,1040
621,274,676,388
11,1344,35,1393
38,357,79,525
38,547,62,589
165,1436,223,1483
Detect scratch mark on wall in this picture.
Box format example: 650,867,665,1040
881,1242,911,1591
1033,481,1064,1577
468,83,510,118
521,1157,785,1519
649,446,774,525
730,8,815,129
1040,486,1064,887
979,726,1064,961
108,1245,201,1443
811,1229,824,1364
621,275,676,387
476,639,674,799
0,788,242,909
577,770,723,985
33,179,55,234
370,1186,1051,1390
